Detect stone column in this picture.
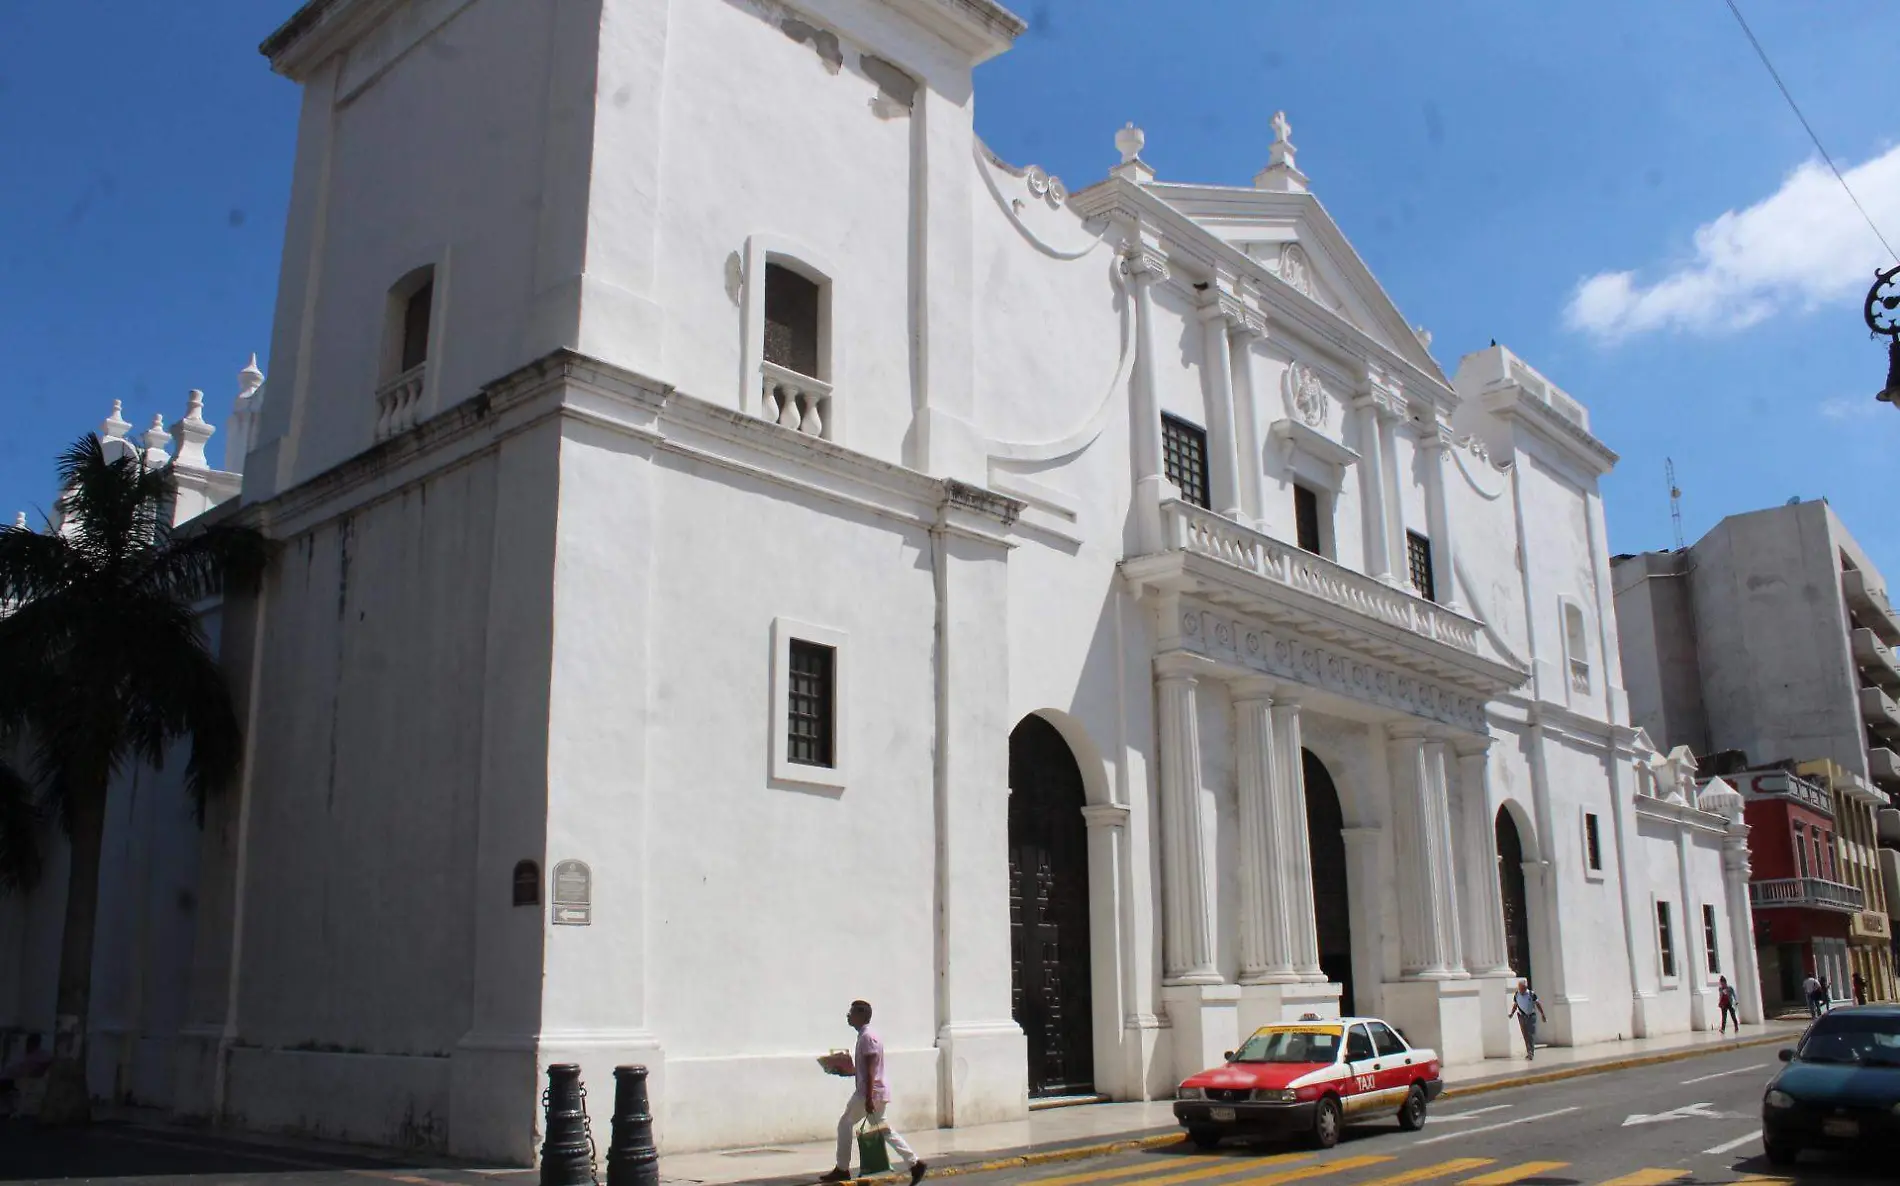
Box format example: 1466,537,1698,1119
1388,728,1461,978
1229,313,1267,527
1418,424,1463,611
1156,656,1219,984
1376,412,1405,582
1199,293,1245,519
1455,741,1510,976
1352,395,1394,584
1126,244,1171,554
1275,698,1325,981
1234,682,1294,983
1723,824,1766,1024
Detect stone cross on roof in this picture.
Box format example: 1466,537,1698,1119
1254,109,1308,194
1270,110,1291,146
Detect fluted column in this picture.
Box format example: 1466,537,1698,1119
1388,727,1462,978
1127,245,1170,553
1234,680,1297,983
1274,696,1324,980
1419,424,1463,610
1455,741,1510,976
1229,313,1266,526
1199,295,1245,519
1352,395,1394,584
1376,413,1404,581
1156,657,1220,984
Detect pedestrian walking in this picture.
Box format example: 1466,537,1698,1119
821,1001,927,1184
1820,977,1833,1013
1508,978,1547,1060
1853,972,1867,1005
1716,976,1740,1033
1803,972,1823,1019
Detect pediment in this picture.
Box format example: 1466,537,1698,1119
1145,184,1445,382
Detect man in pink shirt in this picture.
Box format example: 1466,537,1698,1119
822,1000,926,1183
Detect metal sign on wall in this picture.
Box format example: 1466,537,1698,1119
552,859,592,926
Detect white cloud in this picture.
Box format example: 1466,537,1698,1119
1819,395,1883,421
1564,144,1900,339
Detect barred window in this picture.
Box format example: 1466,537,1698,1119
1162,415,1210,510
1702,904,1720,974
1584,812,1603,872
787,640,835,767
1407,531,1435,602
1294,484,1323,554
1657,901,1676,979
764,263,822,378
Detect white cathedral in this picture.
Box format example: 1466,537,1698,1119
2,0,1760,1163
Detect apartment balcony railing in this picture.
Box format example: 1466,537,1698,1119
1879,806,1900,846
374,363,427,441
1749,876,1866,913
1844,569,1900,645
1862,686,1900,736
1853,627,1900,690
1869,747,1900,787
759,360,835,441
1160,499,1484,655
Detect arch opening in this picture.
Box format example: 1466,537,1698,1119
1007,715,1094,1097
1303,749,1354,1016
1496,806,1533,985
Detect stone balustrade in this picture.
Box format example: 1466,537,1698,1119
1160,499,1482,654
759,360,834,441
1748,876,1865,913
374,363,426,441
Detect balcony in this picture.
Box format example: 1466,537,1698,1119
1853,628,1900,690
758,360,835,441
374,362,426,441
1749,877,1866,913
1850,909,1892,945
1123,499,1527,698
1879,807,1900,846
1870,748,1900,787
1861,686,1900,737
1843,569,1900,644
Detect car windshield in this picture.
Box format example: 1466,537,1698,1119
1798,1014,1900,1066
1233,1026,1343,1064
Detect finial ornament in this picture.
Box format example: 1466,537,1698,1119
13,511,25,530
1115,122,1145,164
1271,110,1291,146
239,352,265,394
1254,109,1308,194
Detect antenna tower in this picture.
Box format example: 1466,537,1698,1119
1666,458,1685,550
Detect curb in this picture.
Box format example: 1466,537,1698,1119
826,1030,1799,1186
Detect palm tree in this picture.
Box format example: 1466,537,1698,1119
0,433,263,1124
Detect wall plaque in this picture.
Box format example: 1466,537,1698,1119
552,859,592,925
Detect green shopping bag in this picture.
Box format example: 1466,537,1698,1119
856,1119,892,1176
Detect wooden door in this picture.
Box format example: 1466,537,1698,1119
1496,809,1533,984
1008,716,1094,1098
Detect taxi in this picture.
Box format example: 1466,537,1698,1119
1173,1016,1443,1149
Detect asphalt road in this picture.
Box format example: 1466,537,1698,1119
0,1044,1883,1186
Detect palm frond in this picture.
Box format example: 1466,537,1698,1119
131,522,268,604
54,434,175,564
0,523,85,605
0,756,45,893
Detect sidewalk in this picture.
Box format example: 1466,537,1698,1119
659,1021,1806,1186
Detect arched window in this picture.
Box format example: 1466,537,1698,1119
375,265,436,440
1563,601,1591,694
743,236,838,441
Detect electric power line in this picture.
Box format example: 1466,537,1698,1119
1723,0,1899,266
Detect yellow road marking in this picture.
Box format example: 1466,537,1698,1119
1350,1159,1496,1186
1458,1163,1571,1186
1228,1155,1397,1186
1593,1172,1689,1186
1728,1179,1794,1185
1024,1156,1236,1186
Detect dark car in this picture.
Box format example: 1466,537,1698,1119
1761,1004,1900,1165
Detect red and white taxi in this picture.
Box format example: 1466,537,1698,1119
1173,1016,1443,1149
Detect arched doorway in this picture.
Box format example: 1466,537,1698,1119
1304,750,1354,1016
1495,808,1533,984
1008,715,1093,1097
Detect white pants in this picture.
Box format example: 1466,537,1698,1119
835,1095,918,1172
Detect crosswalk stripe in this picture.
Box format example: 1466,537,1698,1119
1024,1155,1233,1186
1228,1155,1396,1186
1458,1162,1570,1186
1594,1171,1690,1186
1349,1158,1495,1186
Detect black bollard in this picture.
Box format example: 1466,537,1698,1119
607,1065,660,1186
541,1063,597,1186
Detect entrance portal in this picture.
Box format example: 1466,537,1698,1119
1496,808,1533,984
1303,750,1354,1016
1007,715,1094,1097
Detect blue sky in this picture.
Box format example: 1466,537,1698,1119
4,1,1899,570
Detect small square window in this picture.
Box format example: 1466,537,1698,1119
1407,531,1435,602
1162,415,1210,510
787,640,835,767
1584,813,1603,873
1294,484,1322,554
1657,901,1676,979
771,618,848,789
1702,904,1720,974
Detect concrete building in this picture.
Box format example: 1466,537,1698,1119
3,0,1749,1161
1614,500,1899,1007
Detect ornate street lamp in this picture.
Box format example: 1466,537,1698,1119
1867,264,1900,405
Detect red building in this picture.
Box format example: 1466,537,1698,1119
1736,769,1864,1010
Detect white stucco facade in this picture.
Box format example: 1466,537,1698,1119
1,0,1751,1163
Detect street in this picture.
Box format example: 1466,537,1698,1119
0,1044,1885,1186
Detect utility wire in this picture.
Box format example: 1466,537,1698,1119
1723,0,1898,265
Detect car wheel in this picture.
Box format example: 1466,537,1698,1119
1188,1127,1222,1151
1397,1084,1428,1131
1763,1140,1797,1167
1310,1095,1343,1149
